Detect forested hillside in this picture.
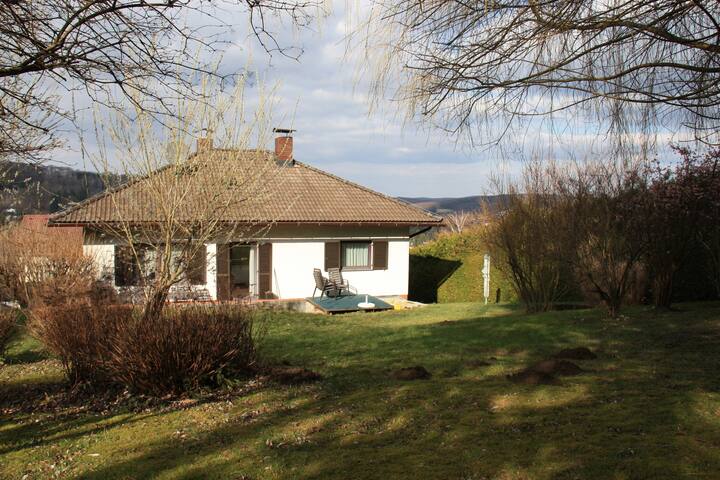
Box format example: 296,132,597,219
0,162,125,222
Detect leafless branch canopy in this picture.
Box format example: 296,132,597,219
361,0,720,146
0,0,325,161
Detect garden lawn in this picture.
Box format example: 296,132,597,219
2,302,720,479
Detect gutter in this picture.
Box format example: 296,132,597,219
409,226,434,239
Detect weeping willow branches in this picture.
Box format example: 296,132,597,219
358,0,720,150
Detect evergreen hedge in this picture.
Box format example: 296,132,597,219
409,226,518,304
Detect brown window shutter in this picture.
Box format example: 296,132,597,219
258,243,273,299
187,245,207,285
216,244,230,301
324,241,340,271
114,245,138,286
372,240,388,270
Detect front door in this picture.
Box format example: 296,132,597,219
230,244,253,299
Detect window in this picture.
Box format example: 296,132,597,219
114,244,155,286
230,244,251,290
341,241,371,269
186,245,207,285
325,240,389,271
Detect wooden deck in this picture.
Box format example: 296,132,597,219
306,294,393,314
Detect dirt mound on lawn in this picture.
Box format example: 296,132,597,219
391,366,431,380
507,359,584,385
269,367,322,385
530,359,584,376
507,370,558,385
551,347,597,360
466,359,492,368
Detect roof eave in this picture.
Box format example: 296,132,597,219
49,219,444,228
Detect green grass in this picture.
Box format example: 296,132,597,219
3,302,720,479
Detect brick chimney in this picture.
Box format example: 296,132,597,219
274,128,295,163
197,135,213,152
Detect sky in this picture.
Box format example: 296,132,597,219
49,1,682,198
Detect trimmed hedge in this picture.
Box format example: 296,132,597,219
409,227,518,304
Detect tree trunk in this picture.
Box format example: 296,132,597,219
143,286,169,322
653,269,674,309
606,296,622,319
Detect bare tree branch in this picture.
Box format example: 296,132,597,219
359,0,720,147
0,0,327,162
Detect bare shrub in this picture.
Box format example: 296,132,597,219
483,164,570,313
485,159,649,317
29,302,130,384
643,147,720,308
0,308,17,360
552,161,649,317
29,301,260,395
106,304,259,395
0,219,96,307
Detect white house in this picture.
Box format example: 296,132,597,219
49,132,443,302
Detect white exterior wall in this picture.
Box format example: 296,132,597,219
83,226,414,301
341,240,409,298
271,239,409,299
83,244,114,281
205,243,217,300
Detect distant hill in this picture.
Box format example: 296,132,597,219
400,195,511,214
0,161,125,222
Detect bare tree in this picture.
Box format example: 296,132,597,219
445,210,471,234
359,1,720,146
0,0,327,162
643,146,720,308
483,163,570,313
552,160,648,317
89,75,286,321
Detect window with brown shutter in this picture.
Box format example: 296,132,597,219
114,245,137,286
372,240,388,270
216,244,231,301
258,243,273,299
187,245,207,285
324,241,340,271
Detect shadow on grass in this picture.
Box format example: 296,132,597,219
0,406,156,456
3,348,47,365
7,303,720,479
3,326,48,365
408,255,462,303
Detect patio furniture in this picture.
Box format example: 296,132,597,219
328,267,356,295
357,294,375,310
313,268,338,298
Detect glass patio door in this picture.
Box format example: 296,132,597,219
230,244,256,298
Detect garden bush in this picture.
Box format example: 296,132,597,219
30,301,260,395
107,304,259,395
29,302,129,384
0,223,96,307
0,308,17,360
481,148,720,316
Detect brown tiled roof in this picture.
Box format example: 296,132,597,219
50,149,442,226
